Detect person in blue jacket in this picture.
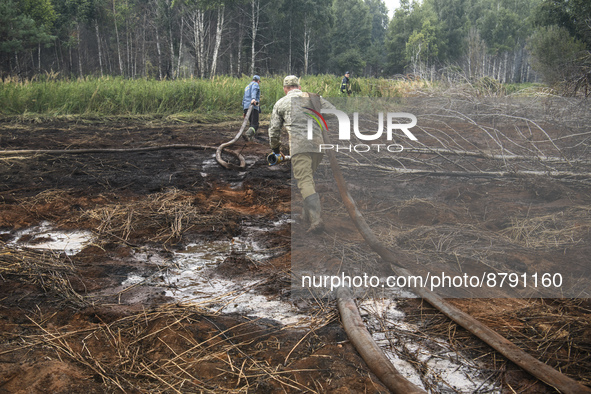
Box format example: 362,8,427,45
242,75,261,141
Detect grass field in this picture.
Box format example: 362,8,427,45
0,75,433,117
0,74,546,118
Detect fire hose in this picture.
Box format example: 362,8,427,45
218,94,589,392
0,143,245,161
215,104,291,168
0,105,258,170
317,113,591,393
3,111,587,392
215,104,253,170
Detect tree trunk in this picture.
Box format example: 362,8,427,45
177,16,185,78
55,40,61,72
168,1,175,79
68,45,73,75
250,0,259,75
192,9,206,78
127,20,132,76
77,24,83,77
199,10,206,78
303,16,312,76
155,27,163,79
210,6,225,78
288,19,292,74
95,21,104,77
133,30,137,78
14,52,20,76
503,51,508,83
141,14,146,77
113,0,124,75
513,44,524,83
230,52,233,76
104,34,112,73
237,16,243,76
492,56,496,80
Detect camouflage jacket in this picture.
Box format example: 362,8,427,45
268,89,335,156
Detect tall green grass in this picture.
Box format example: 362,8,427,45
0,75,421,117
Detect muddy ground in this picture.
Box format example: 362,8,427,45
0,110,590,393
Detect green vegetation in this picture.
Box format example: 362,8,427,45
0,76,257,116
2,0,590,96
0,75,434,117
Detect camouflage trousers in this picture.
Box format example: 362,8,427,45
291,152,324,199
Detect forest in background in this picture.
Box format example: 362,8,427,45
0,0,590,94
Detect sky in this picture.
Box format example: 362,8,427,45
383,0,401,18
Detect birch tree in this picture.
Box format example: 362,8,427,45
190,8,206,77
112,0,124,74
301,0,331,75
249,0,260,75
209,5,225,77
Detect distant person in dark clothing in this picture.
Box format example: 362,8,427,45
242,75,261,141
340,71,351,96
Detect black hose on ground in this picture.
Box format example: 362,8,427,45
319,119,591,394
0,144,245,164
215,104,253,169
337,287,426,393
15,109,585,392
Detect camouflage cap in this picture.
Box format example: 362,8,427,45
283,75,300,87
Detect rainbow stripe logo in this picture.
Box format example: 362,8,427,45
303,107,328,132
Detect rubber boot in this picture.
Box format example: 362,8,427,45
243,127,256,141
303,193,324,233
301,205,310,224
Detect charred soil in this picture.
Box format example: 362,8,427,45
0,116,590,393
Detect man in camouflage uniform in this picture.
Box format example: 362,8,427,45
268,75,335,232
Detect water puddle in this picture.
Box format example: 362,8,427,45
5,220,500,387
121,216,308,326
6,221,94,255
200,156,219,178
200,155,257,189
359,297,500,393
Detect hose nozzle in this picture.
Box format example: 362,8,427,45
267,152,290,166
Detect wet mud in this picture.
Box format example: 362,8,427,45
0,116,590,393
